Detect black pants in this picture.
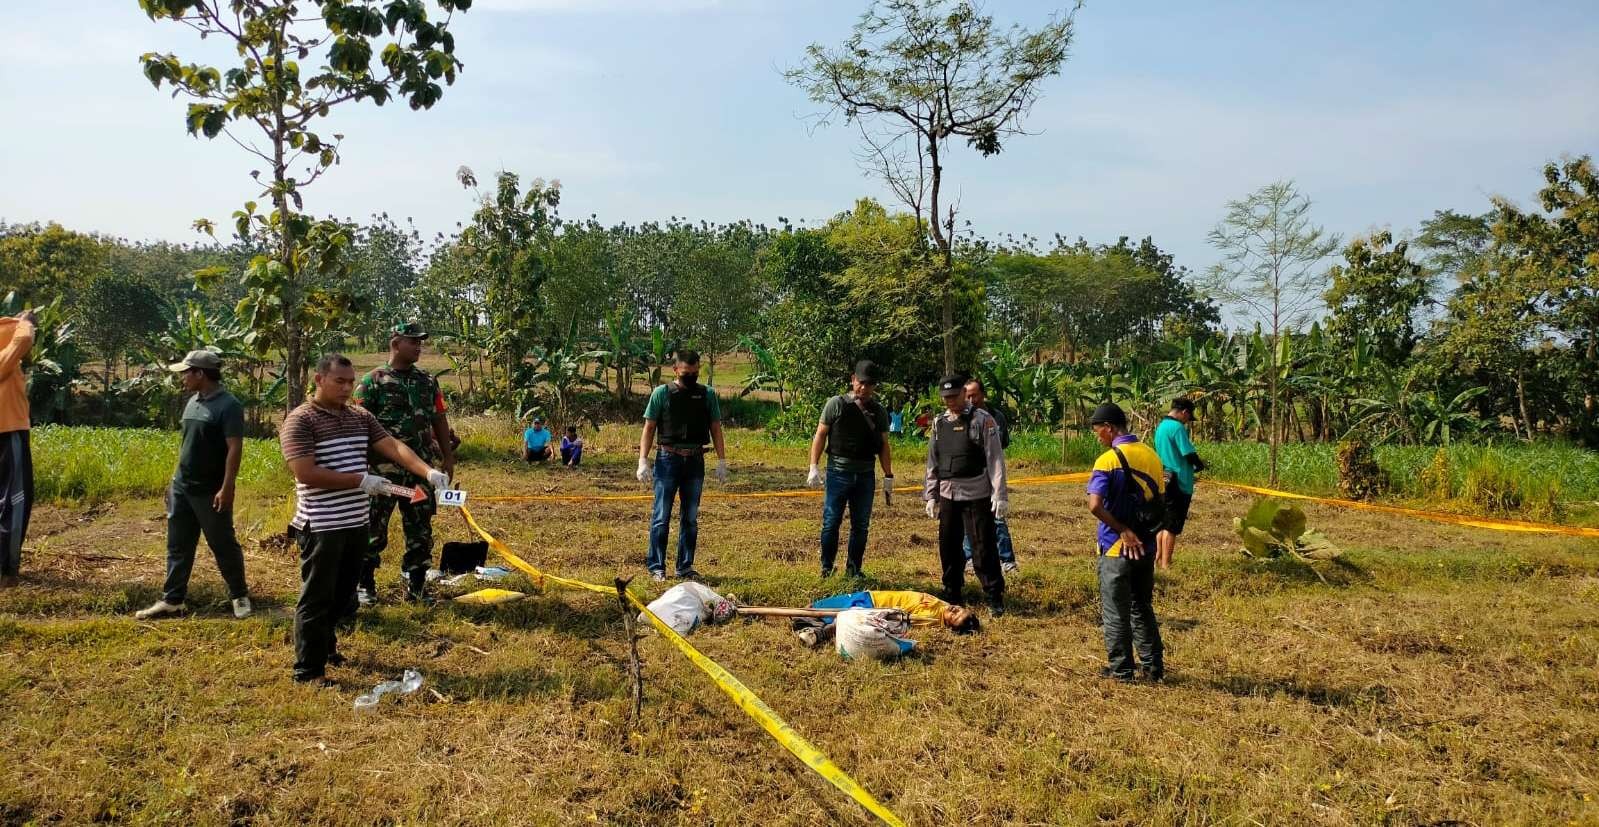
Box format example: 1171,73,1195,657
937,496,1004,604
1098,553,1163,677
294,526,366,680
0,430,34,578
163,484,249,604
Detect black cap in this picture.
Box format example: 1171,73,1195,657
1088,402,1127,427
937,374,967,397
853,359,882,385
1171,397,1196,417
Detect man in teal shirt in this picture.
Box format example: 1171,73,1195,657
1152,397,1205,570
636,350,728,582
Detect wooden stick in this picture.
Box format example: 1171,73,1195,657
614,577,644,729
735,606,843,618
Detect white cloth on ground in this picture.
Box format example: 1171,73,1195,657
834,608,916,661
638,581,730,635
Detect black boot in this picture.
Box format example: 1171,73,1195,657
405,568,428,604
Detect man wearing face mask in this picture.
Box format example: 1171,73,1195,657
922,374,1009,616
637,349,728,582
806,359,894,579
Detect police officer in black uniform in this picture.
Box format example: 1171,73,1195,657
806,359,895,578
922,374,1010,614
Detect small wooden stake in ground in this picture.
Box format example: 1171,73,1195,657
614,577,644,729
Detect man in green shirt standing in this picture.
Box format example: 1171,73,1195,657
806,359,893,578
354,321,456,604
134,350,251,620
637,349,727,582
1152,397,1206,570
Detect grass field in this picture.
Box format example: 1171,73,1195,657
4,422,1598,825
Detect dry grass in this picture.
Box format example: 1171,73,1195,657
1,423,1597,825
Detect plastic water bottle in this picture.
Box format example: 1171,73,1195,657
352,678,404,712
398,669,423,694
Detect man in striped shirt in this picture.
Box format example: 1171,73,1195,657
281,354,450,684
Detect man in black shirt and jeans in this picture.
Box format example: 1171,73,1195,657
806,359,894,578
135,350,252,620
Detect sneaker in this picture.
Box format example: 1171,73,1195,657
134,600,185,620
988,601,1005,618
964,559,975,575
356,586,376,608
1140,667,1165,683
1001,560,1020,574
845,568,865,579
677,569,702,581
649,570,667,583
1099,666,1135,683
796,628,820,649
232,596,253,619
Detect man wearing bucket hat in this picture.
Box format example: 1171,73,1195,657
134,350,252,620
1086,402,1166,682
922,374,1009,615
806,359,894,578
353,321,456,605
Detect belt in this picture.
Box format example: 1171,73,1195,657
657,445,708,457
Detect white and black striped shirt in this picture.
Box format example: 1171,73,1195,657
280,401,390,532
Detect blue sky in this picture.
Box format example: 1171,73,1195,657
1,0,1595,280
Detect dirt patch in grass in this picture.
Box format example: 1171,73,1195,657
1,450,1597,824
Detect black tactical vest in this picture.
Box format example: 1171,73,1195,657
826,395,884,461
661,382,712,446
933,413,985,479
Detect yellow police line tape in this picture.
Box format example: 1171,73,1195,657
474,471,1599,539
456,505,909,827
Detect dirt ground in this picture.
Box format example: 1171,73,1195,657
1,440,1597,826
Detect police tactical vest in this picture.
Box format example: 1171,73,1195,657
826,395,884,461
933,413,985,480
661,382,712,446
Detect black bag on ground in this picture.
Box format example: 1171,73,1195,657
439,540,489,574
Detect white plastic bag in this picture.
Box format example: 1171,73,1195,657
834,608,916,661
639,581,729,635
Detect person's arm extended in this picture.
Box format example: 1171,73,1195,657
433,412,456,477
287,456,364,490
214,436,243,511
0,317,35,379
1088,492,1145,559
373,436,434,479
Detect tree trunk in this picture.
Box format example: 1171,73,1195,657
1516,367,1533,441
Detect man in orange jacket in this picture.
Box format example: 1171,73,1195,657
0,310,38,588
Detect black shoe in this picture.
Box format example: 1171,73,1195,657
987,601,1005,617
1099,667,1135,683
326,652,347,668
677,569,702,581
845,568,864,579
406,570,427,603
1140,667,1165,683
820,568,835,578
293,672,334,687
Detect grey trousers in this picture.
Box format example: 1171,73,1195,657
1098,552,1163,677
163,484,249,604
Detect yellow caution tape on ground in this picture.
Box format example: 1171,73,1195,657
456,506,908,827
1213,481,1599,538
476,470,1598,540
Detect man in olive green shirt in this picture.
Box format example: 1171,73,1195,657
636,350,727,582
135,350,252,620
806,359,894,578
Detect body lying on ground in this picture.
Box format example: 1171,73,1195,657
792,590,979,655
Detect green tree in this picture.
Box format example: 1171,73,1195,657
77,273,171,401
1324,230,1432,367
1206,181,1340,484
788,0,1079,374
0,223,107,305
138,0,473,409
455,168,560,388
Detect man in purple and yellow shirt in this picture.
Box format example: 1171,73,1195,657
1085,402,1165,683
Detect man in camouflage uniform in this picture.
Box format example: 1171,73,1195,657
354,321,456,605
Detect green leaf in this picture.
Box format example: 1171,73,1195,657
1296,530,1342,560
1271,503,1307,542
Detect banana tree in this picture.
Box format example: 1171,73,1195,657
736,334,787,408
1,292,81,424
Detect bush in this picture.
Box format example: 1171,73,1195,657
1460,455,1564,522
1336,437,1388,501
1417,448,1454,501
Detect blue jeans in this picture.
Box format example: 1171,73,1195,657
647,451,705,575
819,468,875,574
964,516,1016,564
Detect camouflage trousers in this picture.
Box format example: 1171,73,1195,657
366,468,437,579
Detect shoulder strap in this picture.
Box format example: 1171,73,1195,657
1111,445,1132,501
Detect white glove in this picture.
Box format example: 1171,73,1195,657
924,499,937,520
427,469,451,492
806,465,823,487
714,459,729,484
992,499,1009,520
882,475,894,506
636,457,653,484
359,473,388,496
